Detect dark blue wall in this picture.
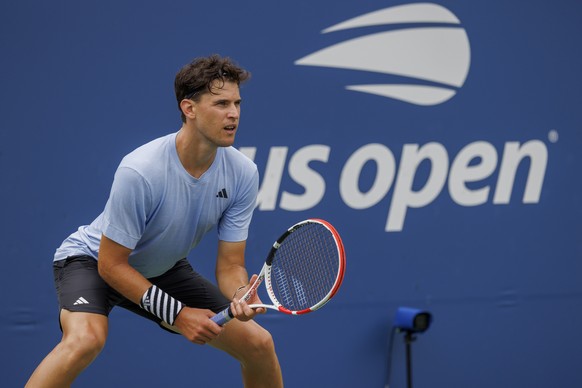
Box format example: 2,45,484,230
2,1,581,387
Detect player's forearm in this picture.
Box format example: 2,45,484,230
216,264,249,300
215,240,250,300
98,259,151,304
98,234,151,304
99,257,186,327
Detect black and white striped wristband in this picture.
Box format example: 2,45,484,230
140,285,184,326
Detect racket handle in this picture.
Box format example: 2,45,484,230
211,306,234,326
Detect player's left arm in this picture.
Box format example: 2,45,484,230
215,240,264,321
215,240,248,297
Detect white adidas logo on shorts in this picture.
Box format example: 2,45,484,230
73,297,90,305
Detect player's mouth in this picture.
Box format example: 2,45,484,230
224,125,237,132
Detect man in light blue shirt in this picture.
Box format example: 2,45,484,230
27,55,283,387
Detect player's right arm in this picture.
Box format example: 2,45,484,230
97,235,222,344
97,234,149,303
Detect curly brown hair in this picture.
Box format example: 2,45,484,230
174,54,251,122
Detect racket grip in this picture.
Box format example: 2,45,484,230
211,306,234,326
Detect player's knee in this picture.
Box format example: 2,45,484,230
62,327,106,362
243,328,276,360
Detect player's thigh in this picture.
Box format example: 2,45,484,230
209,319,274,360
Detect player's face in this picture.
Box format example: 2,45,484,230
192,80,241,148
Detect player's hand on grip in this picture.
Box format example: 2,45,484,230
231,274,266,322
174,307,222,345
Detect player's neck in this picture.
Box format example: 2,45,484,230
175,127,217,179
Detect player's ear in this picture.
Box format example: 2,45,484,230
180,99,196,120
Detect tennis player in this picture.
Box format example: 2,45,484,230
26,55,283,387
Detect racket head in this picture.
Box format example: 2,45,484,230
262,218,346,315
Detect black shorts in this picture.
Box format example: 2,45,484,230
53,255,230,332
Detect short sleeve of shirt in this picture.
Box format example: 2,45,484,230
101,166,151,249
217,168,259,242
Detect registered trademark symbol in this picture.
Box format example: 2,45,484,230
548,129,559,143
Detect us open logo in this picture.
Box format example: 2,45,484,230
294,3,471,106
242,2,549,232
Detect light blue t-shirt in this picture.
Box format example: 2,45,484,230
54,131,259,278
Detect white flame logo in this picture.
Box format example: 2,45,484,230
295,3,471,106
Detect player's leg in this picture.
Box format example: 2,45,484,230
25,310,108,387
26,256,115,387
141,259,283,387
210,319,283,388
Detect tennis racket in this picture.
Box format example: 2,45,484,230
211,218,346,326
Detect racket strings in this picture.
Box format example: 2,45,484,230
271,224,340,311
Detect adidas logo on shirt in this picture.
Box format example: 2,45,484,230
216,188,228,199
73,297,90,305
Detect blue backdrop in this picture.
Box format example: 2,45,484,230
1,1,581,387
